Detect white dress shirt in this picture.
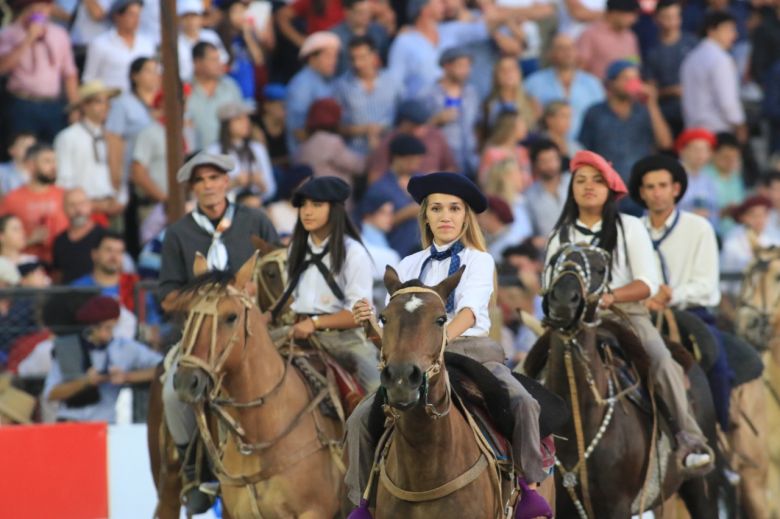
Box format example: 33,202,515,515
766,209,780,246
720,225,774,295
82,29,156,91
643,210,721,308
177,29,228,81
54,121,115,199
394,241,495,337
291,235,373,315
545,214,661,296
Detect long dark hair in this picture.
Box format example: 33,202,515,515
551,182,624,260
129,56,152,94
287,201,364,278
219,120,256,173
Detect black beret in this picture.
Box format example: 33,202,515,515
291,176,351,207
389,134,427,157
628,154,688,208
407,172,487,213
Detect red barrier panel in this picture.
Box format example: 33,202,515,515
0,422,108,519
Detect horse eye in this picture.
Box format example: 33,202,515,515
436,316,447,327
378,314,387,324
225,313,239,324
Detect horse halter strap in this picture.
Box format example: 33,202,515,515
178,285,255,393
381,286,449,379
254,248,288,310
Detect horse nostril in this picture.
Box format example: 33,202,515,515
408,365,422,387
570,291,579,303
190,377,199,390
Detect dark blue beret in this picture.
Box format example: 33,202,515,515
407,172,487,213
389,134,427,157
291,176,351,207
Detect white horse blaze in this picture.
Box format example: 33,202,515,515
404,296,424,313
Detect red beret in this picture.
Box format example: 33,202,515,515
675,128,716,153
486,196,515,225
306,98,341,131
76,296,121,325
730,195,772,222
570,150,628,199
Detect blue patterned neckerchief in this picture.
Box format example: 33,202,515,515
419,241,464,313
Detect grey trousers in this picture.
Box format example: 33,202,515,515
162,359,196,446
344,336,545,506
162,328,381,448
607,303,706,443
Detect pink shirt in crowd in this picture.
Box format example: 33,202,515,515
576,20,640,80
0,22,77,98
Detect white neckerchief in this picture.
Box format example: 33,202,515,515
190,202,236,271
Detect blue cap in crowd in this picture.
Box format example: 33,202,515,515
358,189,395,219
406,0,429,21
109,0,143,17
396,99,432,126
389,134,427,157
263,83,287,102
439,46,471,67
605,60,637,81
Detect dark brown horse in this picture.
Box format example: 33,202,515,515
147,244,292,519
529,243,718,518
372,266,511,519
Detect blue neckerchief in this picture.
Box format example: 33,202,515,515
650,210,681,285
419,241,464,313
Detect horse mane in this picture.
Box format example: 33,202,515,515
181,270,236,296
396,279,425,290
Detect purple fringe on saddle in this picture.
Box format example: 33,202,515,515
515,478,553,519
347,499,373,519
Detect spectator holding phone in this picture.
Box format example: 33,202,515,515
42,295,161,423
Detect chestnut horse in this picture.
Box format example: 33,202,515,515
370,266,512,519
736,246,780,518
528,243,718,518
147,245,299,519
171,252,343,517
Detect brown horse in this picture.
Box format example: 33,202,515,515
170,253,344,517
147,244,294,519
530,243,718,518
371,266,511,519
735,246,780,518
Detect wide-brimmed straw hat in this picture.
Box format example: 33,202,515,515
0,375,36,424
67,81,121,112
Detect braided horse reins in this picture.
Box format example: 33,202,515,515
367,286,506,516
176,282,336,502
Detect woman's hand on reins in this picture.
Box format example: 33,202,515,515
291,317,316,340
352,299,374,325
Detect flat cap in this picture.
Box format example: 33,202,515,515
109,0,143,17
177,151,235,183
358,188,395,218
389,134,427,157
217,101,254,121
439,46,471,67
396,99,432,126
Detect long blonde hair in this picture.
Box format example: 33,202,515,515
417,197,487,252
483,158,520,205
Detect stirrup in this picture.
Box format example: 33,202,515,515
199,481,220,497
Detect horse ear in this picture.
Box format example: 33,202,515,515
251,235,276,256
234,251,259,290
193,252,208,276
433,266,465,302
384,265,402,295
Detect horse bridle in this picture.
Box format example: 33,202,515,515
253,248,289,311
379,286,451,419
177,285,336,492
738,252,780,347
541,244,612,331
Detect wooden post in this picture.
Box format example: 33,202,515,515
160,0,185,222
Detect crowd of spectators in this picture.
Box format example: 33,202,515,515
1,0,780,425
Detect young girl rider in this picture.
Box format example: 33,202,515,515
277,176,380,393
544,150,714,474
348,172,551,517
